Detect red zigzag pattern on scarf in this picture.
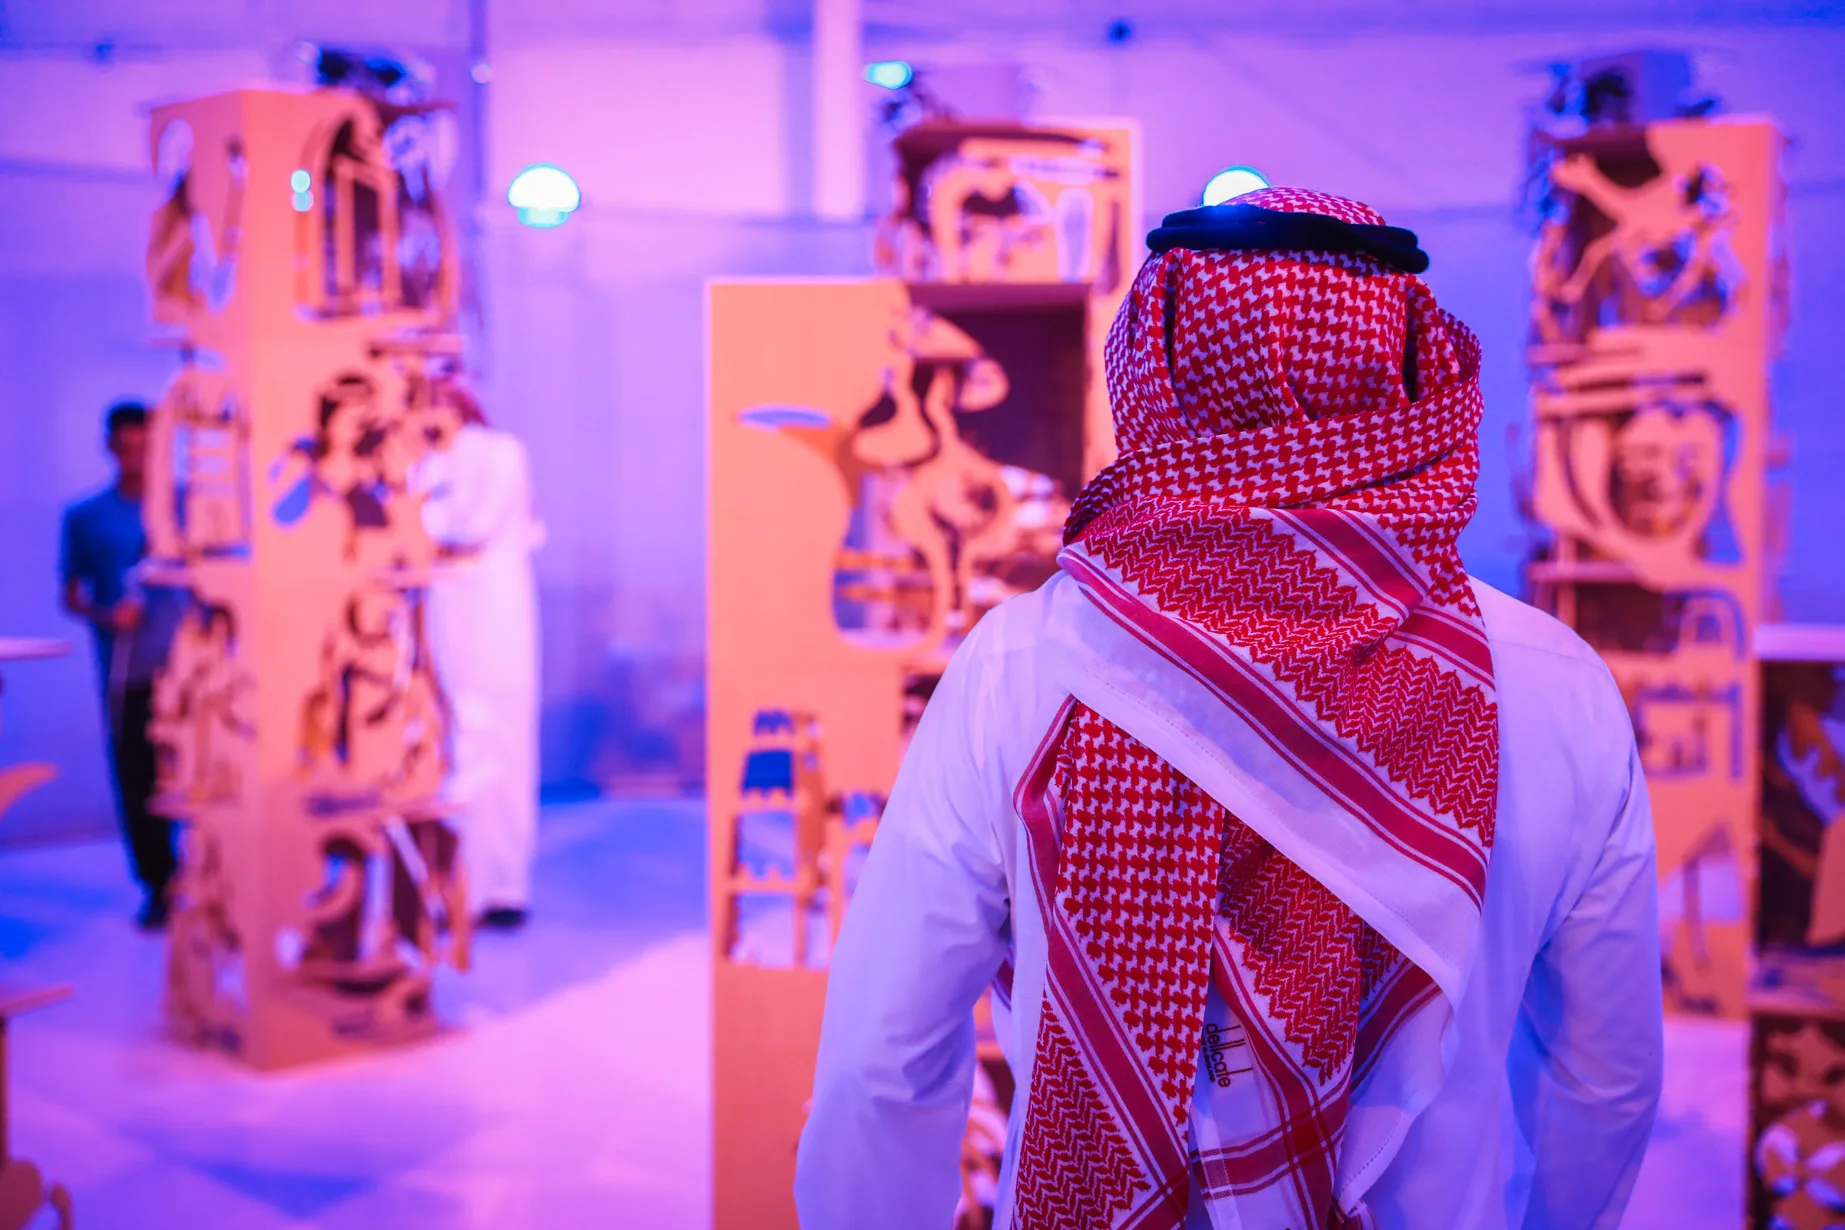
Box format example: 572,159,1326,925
1083,505,1498,839
1217,820,1408,1080
1013,1005,1148,1228
1055,708,1223,1118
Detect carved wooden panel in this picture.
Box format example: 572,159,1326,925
143,88,469,1069
877,120,1137,480
1525,117,1783,1017
1750,1011,1845,1230
709,119,1132,1227
710,280,1103,1228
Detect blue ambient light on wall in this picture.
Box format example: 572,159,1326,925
290,168,313,212
864,60,914,90
507,163,581,228
1201,165,1270,206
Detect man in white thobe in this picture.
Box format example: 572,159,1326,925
795,189,1662,1229
419,387,543,929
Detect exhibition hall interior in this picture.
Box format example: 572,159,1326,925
0,0,1843,1226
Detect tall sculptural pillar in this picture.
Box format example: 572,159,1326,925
1526,115,1784,1017
708,119,1137,1228
142,88,471,1068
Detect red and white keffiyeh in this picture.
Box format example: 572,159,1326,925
1011,189,1500,1230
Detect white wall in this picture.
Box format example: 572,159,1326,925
490,40,802,218
475,20,1845,795
3,2,1843,840
0,49,275,844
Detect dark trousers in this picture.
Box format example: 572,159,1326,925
112,682,176,900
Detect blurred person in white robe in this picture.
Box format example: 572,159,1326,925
418,382,543,930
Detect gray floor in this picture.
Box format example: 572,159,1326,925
2,799,711,1229
1,799,1740,1228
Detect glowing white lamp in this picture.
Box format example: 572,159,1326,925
864,60,914,90
507,163,581,228
1202,165,1270,207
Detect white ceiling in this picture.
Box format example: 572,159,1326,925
3,0,1841,53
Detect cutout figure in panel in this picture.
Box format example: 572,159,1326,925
1533,373,1740,589
1761,664,1845,954
294,98,457,323
146,366,252,563
147,120,245,323
270,364,438,570
150,599,254,809
165,822,245,1050
1751,1015,1845,1230
726,709,880,972
299,582,445,804
741,299,1082,749
1532,139,1742,346
284,811,466,1041
721,703,1006,1226
881,125,1128,293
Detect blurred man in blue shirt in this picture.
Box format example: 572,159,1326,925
60,401,187,929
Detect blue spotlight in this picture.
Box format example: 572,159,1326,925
864,60,914,90
507,163,581,228
1202,165,1270,207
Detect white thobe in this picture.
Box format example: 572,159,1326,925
419,425,543,913
795,573,1663,1230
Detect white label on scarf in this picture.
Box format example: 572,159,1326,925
1185,985,1288,1230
